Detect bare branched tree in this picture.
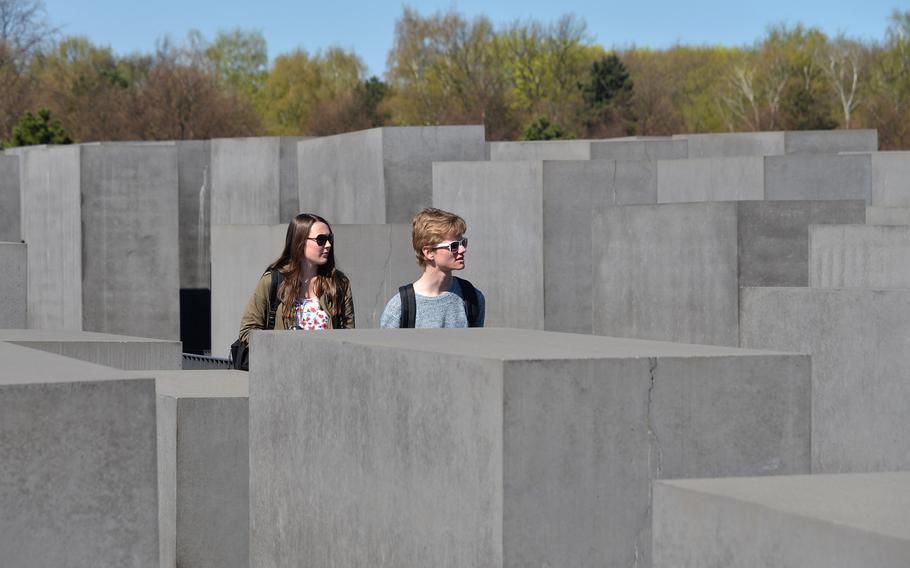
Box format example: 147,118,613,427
817,36,862,128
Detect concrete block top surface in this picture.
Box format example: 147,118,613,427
256,328,800,360
0,342,146,385
658,472,910,540
0,329,180,344
154,370,249,398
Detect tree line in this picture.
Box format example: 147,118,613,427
3,2,910,148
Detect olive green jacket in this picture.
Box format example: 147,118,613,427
238,271,355,342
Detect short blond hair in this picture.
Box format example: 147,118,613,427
412,208,467,267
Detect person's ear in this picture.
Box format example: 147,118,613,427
422,246,435,262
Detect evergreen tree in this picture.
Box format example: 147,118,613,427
3,108,72,147
522,116,570,140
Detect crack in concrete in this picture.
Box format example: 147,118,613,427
631,357,661,568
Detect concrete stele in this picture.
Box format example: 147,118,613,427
0,329,182,370
18,145,82,330
810,224,910,289
0,154,19,242
155,370,249,568
0,242,26,328
653,472,910,568
298,126,487,224
740,287,910,472
0,342,159,566
249,328,809,568
210,137,281,225
593,201,866,345
80,143,181,340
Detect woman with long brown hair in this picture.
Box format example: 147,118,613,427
238,213,354,342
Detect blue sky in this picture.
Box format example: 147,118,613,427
43,1,903,76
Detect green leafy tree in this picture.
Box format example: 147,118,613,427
3,107,71,147
521,116,569,140
205,28,268,98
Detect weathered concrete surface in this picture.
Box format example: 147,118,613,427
870,151,910,207
433,162,545,329
155,371,249,568
250,328,809,568
0,242,26,328
210,223,417,357
738,201,865,287
489,140,593,161
80,144,180,340
740,287,910,472
177,140,211,290
299,126,486,224
674,132,784,158
593,201,865,345
675,129,877,158
0,342,159,567
867,206,910,225
653,472,910,568
211,137,281,225
0,329,182,370
18,145,82,330
658,156,764,203
279,136,308,222
764,153,870,201
810,225,910,289
590,138,688,160
0,154,19,242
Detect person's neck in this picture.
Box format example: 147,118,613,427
412,266,453,297
298,263,318,297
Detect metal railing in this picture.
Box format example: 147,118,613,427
182,353,232,370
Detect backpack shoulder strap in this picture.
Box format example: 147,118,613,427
266,269,284,330
398,283,416,328
455,277,479,328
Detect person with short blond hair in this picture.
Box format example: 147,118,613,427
380,208,485,328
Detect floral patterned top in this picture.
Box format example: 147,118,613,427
292,298,329,330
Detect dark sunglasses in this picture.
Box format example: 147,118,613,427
307,234,334,246
431,237,468,253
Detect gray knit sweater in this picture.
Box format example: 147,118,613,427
379,278,486,328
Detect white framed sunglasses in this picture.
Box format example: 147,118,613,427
430,237,468,253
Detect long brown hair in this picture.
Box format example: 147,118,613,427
268,213,344,318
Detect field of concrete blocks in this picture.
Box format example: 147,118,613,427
1,127,908,566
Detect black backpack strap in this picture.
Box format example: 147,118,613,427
398,284,416,328
266,269,283,330
456,277,479,327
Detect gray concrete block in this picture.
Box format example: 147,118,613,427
249,328,809,568
0,329,182,370
433,161,545,329
590,138,688,160
593,201,866,345
810,225,910,288
0,342,160,566
0,242,26,328
674,132,784,158
738,200,866,287
764,154,870,201
18,145,82,330
653,473,910,568
784,128,878,154
279,136,309,221
740,287,910,472
211,137,281,225
155,371,249,568
489,140,592,160
675,130,877,158
299,126,486,224
867,206,910,225
80,144,180,340
0,154,19,241
177,140,211,289
210,223,417,357
871,151,910,206
594,202,739,345
658,156,765,203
